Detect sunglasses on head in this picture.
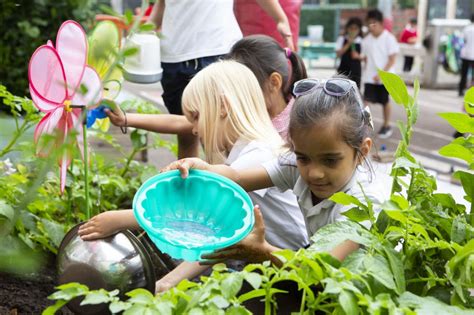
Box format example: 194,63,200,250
292,78,355,98
292,78,374,130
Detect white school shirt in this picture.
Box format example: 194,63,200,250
461,24,474,61
160,0,242,63
263,157,387,238
225,140,308,249
361,30,399,85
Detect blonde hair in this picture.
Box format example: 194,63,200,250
182,60,283,164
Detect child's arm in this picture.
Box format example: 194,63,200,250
255,0,293,50
328,240,359,261
161,158,274,192
155,262,209,294
78,210,139,241
383,53,397,72
373,53,397,82
147,0,165,29
104,106,193,135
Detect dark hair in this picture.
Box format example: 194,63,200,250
288,76,373,170
409,17,417,25
227,35,307,102
345,17,363,37
366,9,384,23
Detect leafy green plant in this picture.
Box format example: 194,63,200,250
44,77,474,314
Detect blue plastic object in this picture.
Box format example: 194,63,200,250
86,105,108,128
133,170,255,261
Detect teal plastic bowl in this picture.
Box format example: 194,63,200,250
133,170,254,261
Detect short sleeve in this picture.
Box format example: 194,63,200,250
335,36,345,50
361,37,368,56
262,158,299,192
387,34,400,55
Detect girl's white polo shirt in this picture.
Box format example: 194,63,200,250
262,157,387,239
225,140,309,249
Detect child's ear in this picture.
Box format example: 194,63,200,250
268,72,283,93
359,137,372,159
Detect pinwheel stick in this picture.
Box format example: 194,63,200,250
71,104,91,220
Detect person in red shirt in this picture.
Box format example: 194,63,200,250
400,18,417,72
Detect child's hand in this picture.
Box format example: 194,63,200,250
372,74,380,83
104,106,126,127
78,211,125,241
155,279,174,294
160,158,211,178
200,206,272,264
351,50,360,60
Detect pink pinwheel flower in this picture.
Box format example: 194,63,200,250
28,20,103,193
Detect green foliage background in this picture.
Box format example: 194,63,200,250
0,0,108,98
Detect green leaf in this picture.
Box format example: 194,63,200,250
454,171,474,201
339,290,358,315
40,218,65,248
447,239,474,276
364,254,397,291
381,245,406,294
398,291,473,315
450,216,468,243
383,210,408,225
464,87,474,115
310,221,376,252
139,23,156,32
393,157,420,170
225,306,252,315
80,290,111,305
48,283,89,300
379,71,409,107
123,47,139,57
243,272,262,290
210,295,230,308
126,288,155,304
438,113,474,134
237,288,287,304
130,129,147,150
342,206,369,222
109,301,131,313
42,300,68,315
439,143,473,164
124,9,133,25
0,200,14,222
330,192,364,207
221,273,243,299
212,263,227,272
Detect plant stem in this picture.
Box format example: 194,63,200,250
120,147,139,177
83,112,90,220
299,290,306,314
0,121,27,158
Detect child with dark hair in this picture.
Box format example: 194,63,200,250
400,17,418,72
227,35,307,138
336,17,363,88
163,77,386,265
104,35,307,142
362,9,399,139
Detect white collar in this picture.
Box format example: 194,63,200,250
295,168,360,217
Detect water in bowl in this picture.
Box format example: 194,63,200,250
158,220,226,249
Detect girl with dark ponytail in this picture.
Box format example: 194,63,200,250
227,35,307,139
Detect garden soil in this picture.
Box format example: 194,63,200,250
0,255,73,315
